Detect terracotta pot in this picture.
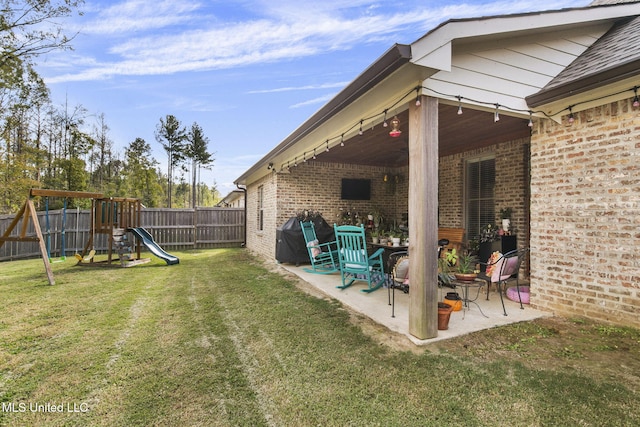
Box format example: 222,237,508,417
454,273,477,281
438,302,453,330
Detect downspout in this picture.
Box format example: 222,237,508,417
236,184,247,247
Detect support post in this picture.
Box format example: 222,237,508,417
408,95,439,339
28,199,55,285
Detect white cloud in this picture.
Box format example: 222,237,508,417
290,94,337,109
46,1,586,84
247,82,349,94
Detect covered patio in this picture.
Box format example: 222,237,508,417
279,262,548,345
238,3,640,339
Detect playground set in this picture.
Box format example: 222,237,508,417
0,189,179,285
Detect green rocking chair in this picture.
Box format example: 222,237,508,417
333,224,385,293
300,221,338,274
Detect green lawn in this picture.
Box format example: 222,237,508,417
0,249,638,426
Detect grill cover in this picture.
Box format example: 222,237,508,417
275,216,335,265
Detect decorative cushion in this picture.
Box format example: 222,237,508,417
393,257,410,285
307,239,321,258
485,251,502,276
488,252,519,282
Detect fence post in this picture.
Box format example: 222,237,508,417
193,206,198,249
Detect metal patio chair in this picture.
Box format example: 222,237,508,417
477,248,529,316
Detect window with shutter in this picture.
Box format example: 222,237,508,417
465,157,495,241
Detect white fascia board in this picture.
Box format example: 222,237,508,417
411,5,640,71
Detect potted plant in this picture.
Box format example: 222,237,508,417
446,249,478,281
370,209,385,230
390,230,402,247
500,207,513,232
438,257,452,287
370,229,381,244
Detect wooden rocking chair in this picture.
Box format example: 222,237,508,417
300,221,338,274
333,224,385,293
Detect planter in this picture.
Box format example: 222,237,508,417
502,218,511,232
454,273,477,281
438,302,453,330
372,237,379,244
391,237,401,247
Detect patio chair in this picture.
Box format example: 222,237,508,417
333,224,385,292
477,248,529,316
387,239,452,317
388,251,409,317
300,221,338,274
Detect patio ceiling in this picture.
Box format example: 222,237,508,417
318,104,532,168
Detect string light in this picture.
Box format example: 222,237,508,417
275,84,639,171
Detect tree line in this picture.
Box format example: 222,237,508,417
0,0,218,214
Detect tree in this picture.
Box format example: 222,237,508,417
185,122,214,207
155,114,186,208
0,0,83,69
122,137,162,207
89,112,114,191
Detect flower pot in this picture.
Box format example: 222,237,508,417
454,273,477,281
502,218,511,232
391,237,401,247
438,302,453,330
372,237,379,244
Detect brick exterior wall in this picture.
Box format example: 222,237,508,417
530,98,640,327
438,138,530,245
245,161,409,262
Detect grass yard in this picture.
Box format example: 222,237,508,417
0,248,639,426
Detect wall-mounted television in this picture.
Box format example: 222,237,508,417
341,178,371,200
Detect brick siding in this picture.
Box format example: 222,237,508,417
530,98,640,327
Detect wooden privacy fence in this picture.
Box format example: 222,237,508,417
0,207,245,261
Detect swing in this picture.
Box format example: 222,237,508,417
45,197,68,263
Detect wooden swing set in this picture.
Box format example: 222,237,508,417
0,189,148,285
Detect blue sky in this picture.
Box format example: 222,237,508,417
36,0,588,198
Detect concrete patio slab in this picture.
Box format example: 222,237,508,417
278,263,550,345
